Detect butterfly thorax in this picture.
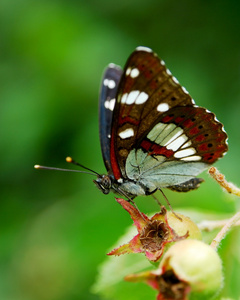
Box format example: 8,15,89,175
94,173,158,198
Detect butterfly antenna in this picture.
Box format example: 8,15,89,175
65,157,101,176
34,157,100,177
34,164,98,176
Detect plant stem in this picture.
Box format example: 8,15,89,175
211,212,240,251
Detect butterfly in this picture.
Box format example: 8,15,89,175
35,46,228,201
93,46,228,199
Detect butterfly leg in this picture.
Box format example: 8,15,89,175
151,193,166,215
113,186,149,222
167,178,204,192
153,190,182,221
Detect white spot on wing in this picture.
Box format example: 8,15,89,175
130,68,140,78
174,147,196,158
162,128,183,146
103,79,116,89
108,80,116,89
104,101,109,109
121,91,148,105
103,79,108,86
166,134,188,151
119,128,134,139
166,69,172,76
182,86,189,94
180,155,202,161
181,141,192,149
104,98,115,111
126,68,131,76
136,92,148,104
121,93,128,104
108,98,115,110
126,90,140,105
157,103,169,112
136,46,152,52
172,76,179,84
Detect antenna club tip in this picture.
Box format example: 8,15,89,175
66,156,73,163
34,164,40,169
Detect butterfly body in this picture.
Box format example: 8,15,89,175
95,47,228,199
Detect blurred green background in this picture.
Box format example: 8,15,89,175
1,0,240,299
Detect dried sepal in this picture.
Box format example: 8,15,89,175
108,198,201,262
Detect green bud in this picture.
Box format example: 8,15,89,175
159,239,223,298
167,212,202,241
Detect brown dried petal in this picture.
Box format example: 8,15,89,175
139,220,170,252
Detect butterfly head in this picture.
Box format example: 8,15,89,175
93,174,112,195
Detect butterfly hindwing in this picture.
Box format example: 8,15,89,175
140,106,228,164
123,105,227,193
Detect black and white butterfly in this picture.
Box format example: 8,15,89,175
35,46,228,201
93,46,228,199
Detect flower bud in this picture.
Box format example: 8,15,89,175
125,240,223,299
167,211,202,241
159,239,223,298
108,199,202,262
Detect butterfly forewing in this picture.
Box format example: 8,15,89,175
110,47,196,179
99,64,123,173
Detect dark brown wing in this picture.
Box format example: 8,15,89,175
109,47,196,179
99,64,123,173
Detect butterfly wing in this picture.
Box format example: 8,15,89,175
124,105,228,192
109,47,228,191
99,64,123,173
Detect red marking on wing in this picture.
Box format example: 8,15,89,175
189,127,200,135
199,143,227,163
141,139,174,158
182,119,195,128
216,134,226,143
110,129,122,180
144,69,154,79
149,79,158,90
195,134,205,142
198,143,208,151
175,116,185,124
203,151,223,163
217,144,227,152
119,116,140,126
161,115,175,123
